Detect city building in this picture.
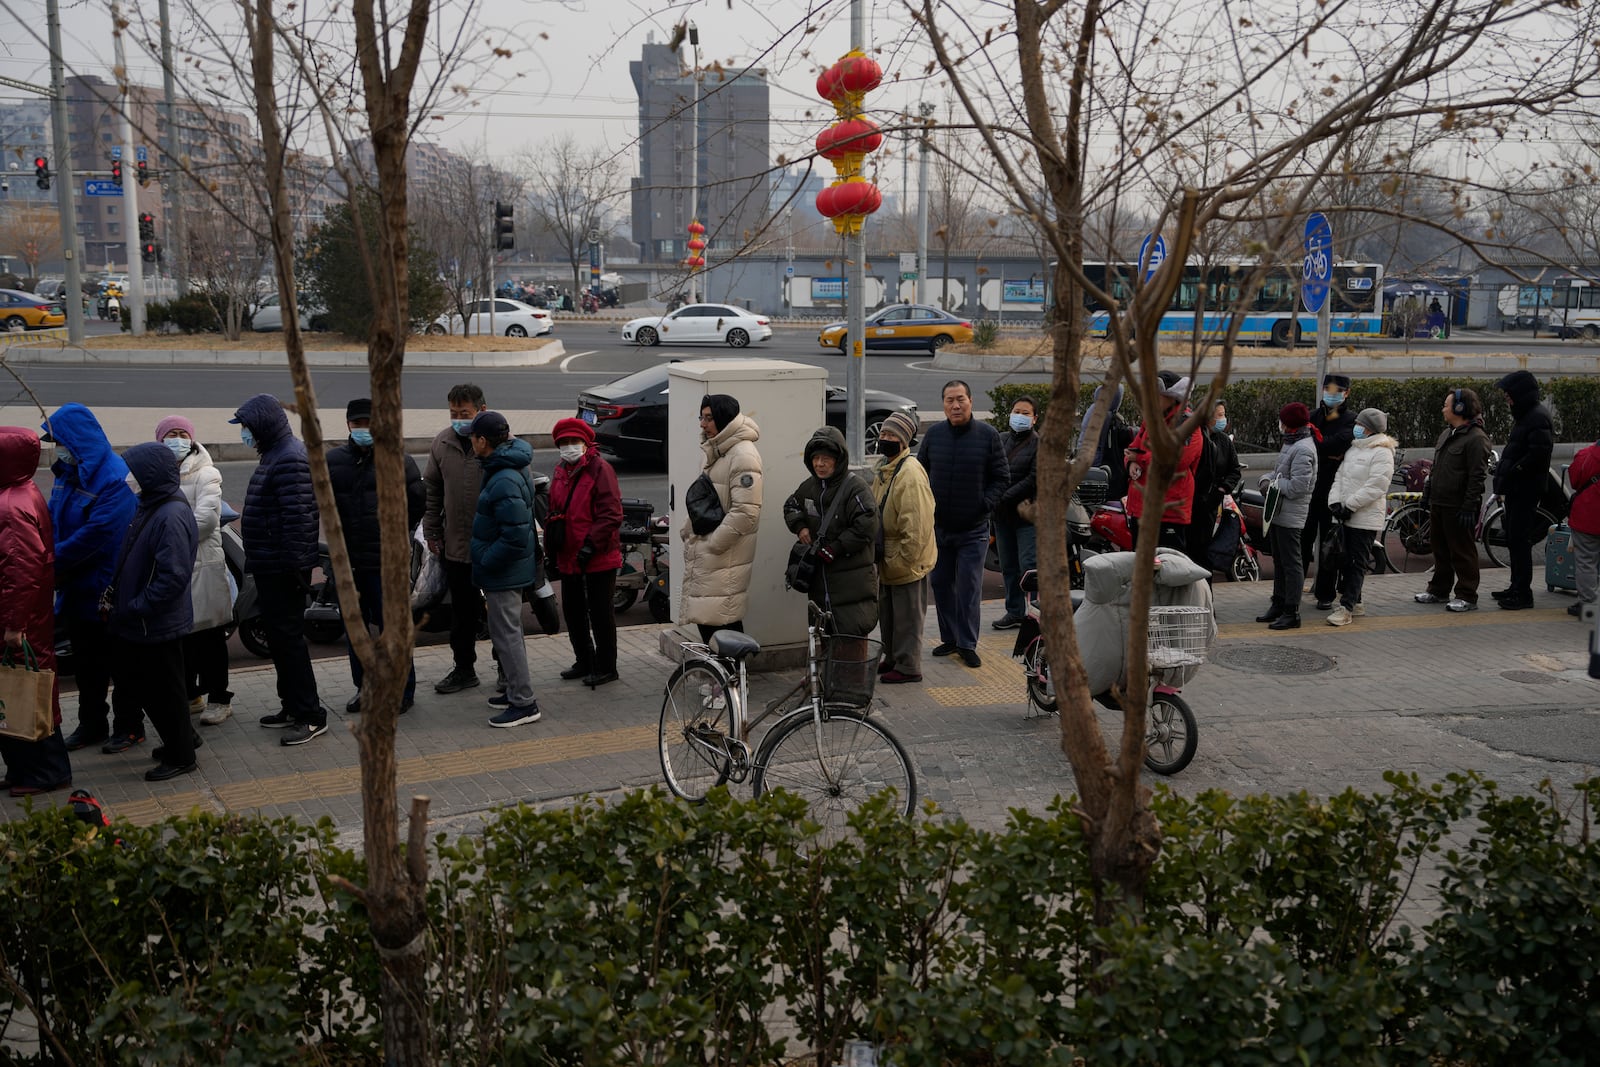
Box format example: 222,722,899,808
0,99,53,205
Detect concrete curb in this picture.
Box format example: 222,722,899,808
1,339,566,369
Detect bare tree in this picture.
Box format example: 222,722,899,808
184,207,268,339
523,134,623,298
0,205,60,279
412,148,506,329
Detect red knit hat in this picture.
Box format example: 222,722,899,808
551,417,596,445
1278,402,1310,430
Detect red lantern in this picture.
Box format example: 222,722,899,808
815,183,838,218
687,238,706,252
816,63,844,103
687,220,706,235
837,55,882,95
836,117,883,155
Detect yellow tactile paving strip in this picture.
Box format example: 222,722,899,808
111,724,660,827
926,637,1028,706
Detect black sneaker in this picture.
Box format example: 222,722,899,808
259,711,296,728
1313,600,1334,611
145,762,196,782
434,667,480,694
488,702,541,728
991,615,1025,630
345,694,362,714
100,732,146,754
1489,588,1514,601
932,642,957,657
281,722,328,746
559,663,591,681
958,648,982,669
63,728,109,752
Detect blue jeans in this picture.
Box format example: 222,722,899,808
347,569,416,702
994,518,1036,620
931,525,988,651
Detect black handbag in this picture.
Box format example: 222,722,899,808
785,480,850,594
686,472,726,536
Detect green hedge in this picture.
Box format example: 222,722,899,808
2,776,1597,1063
990,377,1600,449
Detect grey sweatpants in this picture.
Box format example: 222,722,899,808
484,589,536,707
879,577,929,675
1574,528,1600,605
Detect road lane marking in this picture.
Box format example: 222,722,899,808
559,350,597,371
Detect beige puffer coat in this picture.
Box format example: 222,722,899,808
872,450,936,585
177,443,232,631
680,414,763,626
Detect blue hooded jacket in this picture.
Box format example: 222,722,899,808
232,393,319,573
108,443,198,643
43,404,138,619
470,437,538,591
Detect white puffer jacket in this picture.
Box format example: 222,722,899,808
680,414,763,626
176,442,233,630
1328,433,1397,531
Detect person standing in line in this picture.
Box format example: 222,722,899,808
918,380,1008,669
468,411,542,727
329,398,425,714
1490,370,1554,611
992,396,1040,631
872,411,936,684
155,416,235,727
108,443,199,782
680,394,762,643
1186,400,1242,568
43,404,138,753
547,417,623,689
1306,374,1357,609
1324,408,1397,626
1255,402,1319,631
0,427,72,797
783,426,880,637
231,393,326,746
1124,373,1204,554
423,384,490,694
1415,388,1493,613
1077,383,1136,500
1564,437,1600,618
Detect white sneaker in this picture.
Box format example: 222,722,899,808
1446,598,1477,612
188,695,206,714
199,702,233,725
1327,606,1352,627
1350,602,1366,617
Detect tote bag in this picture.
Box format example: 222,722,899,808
0,639,55,742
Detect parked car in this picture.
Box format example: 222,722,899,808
577,362,918,465
0,289,65,330
251,293,328,332
620,303,772,347
427,298,553,338
817,303,974,353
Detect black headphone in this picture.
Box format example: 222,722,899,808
1452,388,1468,416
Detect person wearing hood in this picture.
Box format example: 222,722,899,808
681,394,763,643
872,411,936,683
783,426,880,637
1490,370,1554,610
1416,388,1492,612
468,411,542,728
1323,408,1397,626
329,398,425,714
43,403,138,753
156,415,235,727
1077,383,1136,500
423,384,490,695
0,427,72,797
108,443,199,782
1255,402,1319,630
547,417,623,689
232,392,326,746
992,395,1041,630
1303,373,1357,609
1124,372,1204,553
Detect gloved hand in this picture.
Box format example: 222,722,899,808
815,544,836,564
1455,510,1476,533
1328,502,1350,521
576,544,596,568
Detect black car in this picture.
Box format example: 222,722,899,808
577,362,919,465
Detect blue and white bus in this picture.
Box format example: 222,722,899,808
1079,259,1384,347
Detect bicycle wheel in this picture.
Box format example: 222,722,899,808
1482,506,1558,570
1022,636,1058,711
1144,692,1198,776
753,705,916,847
659,661,736,802
1376,503,1432,575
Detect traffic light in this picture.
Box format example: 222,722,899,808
494,201,515,251
111,159,122,186
138,212,155,243
141,241,156,263
136,159,149,186
34,156,49,191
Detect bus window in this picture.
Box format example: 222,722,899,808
1255,272,1295,312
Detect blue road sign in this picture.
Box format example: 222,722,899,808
85,180,124,197
1302,212,1332,313
1139,233,1167,282
135,145,148,162
111,146,122,160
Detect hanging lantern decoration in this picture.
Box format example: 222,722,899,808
815,51,885,236
682,219,707,270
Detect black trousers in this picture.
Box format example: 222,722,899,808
1334,525,1374,609
443,558,484,671
561,570,619,674
183,626,233,705
70,615,135,738
1501,496,1539,597
254,570,323,725
347,569,416,700
113,637,194,767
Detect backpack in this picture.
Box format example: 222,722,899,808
1192,425,1222,506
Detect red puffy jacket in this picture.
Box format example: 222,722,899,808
547,450,623,576
0,427,59,726
1125,417,1204,524
1568,442,1600,536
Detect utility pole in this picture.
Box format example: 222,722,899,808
45,0,85,342
686,23,701,305
844,0,867,460
112,3,146,335
157,0,188,295
916,102,932,306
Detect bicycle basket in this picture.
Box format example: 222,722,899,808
1146,606,1211,670
822,634,883,707
1073,467,1110,508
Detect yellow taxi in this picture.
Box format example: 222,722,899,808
0,289,66,330
817,302,975,353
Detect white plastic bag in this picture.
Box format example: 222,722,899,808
411,532,447,610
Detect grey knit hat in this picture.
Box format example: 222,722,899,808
1356,408,1387,435
879,410,918,445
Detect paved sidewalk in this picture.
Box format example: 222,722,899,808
4,565,1595,845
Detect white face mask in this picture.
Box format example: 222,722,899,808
125,472,141,494
558,443,586,464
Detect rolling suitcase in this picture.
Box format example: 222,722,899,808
1545,520,1578,593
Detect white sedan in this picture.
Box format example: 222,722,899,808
427,298,553,338
620,303,772,347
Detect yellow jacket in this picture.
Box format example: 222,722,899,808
872,451,936,585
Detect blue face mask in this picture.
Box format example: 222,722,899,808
452,419,473,436
1323,393,1343,409
1009,413,1034,433
1352,425,1366,440
55,444,77,465
240,427,255,448
350,428,373,448
1214,417,1228,433
164,437,192,460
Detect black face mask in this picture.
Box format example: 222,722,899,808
878,439,902,458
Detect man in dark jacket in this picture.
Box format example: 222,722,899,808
423,384,489,694
782,426,880,637
43,404,138,753
329,398,425,714
232,393,326,746
108,443,199,782
469,411,541,728
917,380,1009,668
1306,374,1357,608
1491,370,1555,610
1416,388,1492,612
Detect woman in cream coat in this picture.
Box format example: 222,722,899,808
156,416,235,723
1324,407,1397,627
681,394,763,642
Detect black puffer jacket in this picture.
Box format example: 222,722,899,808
783,427,880,636
995,428,1039,525
1493,371,1554,501
328,438,426,571
916,418,1009,537
234,393,319,574
1308,403,1356,504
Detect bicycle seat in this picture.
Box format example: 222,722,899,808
709,630,762,661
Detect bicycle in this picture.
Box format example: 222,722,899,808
658,604,916,845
